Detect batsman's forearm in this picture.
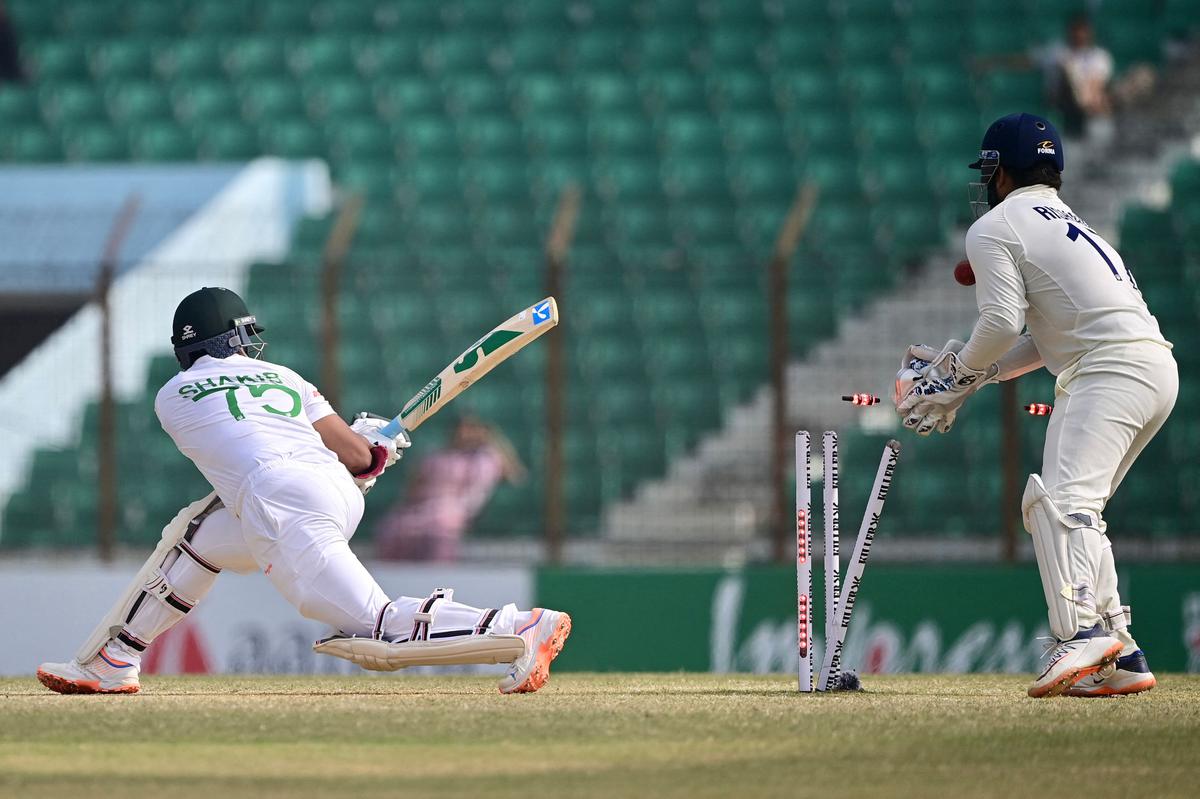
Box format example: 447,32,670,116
995,334,1044,381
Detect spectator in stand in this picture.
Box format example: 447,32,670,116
1039,15,1114,139
375,415,526,562
976,14,1157,148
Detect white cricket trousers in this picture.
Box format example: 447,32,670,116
1042,340,1178,524
1042,340,1176,651
238,459,388,635
236,459,515,641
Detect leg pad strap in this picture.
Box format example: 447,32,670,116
1101,605,1131,632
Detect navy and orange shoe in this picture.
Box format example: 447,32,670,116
37,645,141,695
498,609,572,695
1067,649,1156,697
1028,625,1122,698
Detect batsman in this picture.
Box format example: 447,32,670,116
895,113,1176,697
37,286,571,695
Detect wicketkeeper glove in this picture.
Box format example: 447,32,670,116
896,341,997,436
350,412,412,494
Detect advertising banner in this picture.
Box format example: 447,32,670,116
2,562,530,677
537,564,1200,673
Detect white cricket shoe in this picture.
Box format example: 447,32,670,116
1067,649,1156,697
37,646,141,695
498,608,572,695
1028,625,1123,698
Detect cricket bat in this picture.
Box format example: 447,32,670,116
378,296,559,438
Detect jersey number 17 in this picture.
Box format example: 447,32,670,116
1066,222,1138,289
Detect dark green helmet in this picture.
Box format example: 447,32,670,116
171,287,265,369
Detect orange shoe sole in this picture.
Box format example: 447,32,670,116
509,613,572,694
37,668,139,695
1028,641,1122,698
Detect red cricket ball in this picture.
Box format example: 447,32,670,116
954,259,975,286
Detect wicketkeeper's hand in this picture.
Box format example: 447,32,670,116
896,341,996,436
350,412,412,493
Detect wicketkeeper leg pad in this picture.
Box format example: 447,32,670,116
1022,474,1105,641
1094,534,1137,652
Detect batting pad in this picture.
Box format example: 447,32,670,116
313,634,526,671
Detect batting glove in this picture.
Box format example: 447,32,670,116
350,412,412,493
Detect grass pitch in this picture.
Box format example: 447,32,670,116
2,674,1198,798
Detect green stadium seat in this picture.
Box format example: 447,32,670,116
723,111,789,155
259,1,313,34
446,74,509,116
159,38,224,80
225,37,290,79
6,0,57,38
642,70,708,112
27,41,89,82
588,113,654,155
305,78,374,121
710,69,774,113
661,111,722,154
90,40,158,82
505,31,562,72
328,117,394,163
60,2,122,37
312,0,377,32
769,28,833,69
260,119,326,159
240,79,306,120
578,72,640,112
904,24,964,67
130,121,196,161
397,114,460,159
188,1,250,35
570,30,627,71
196,120,259,160
3,125,61,161
857,111,920,151
662,158,728,201
61,123,128,160
730,156,797,202
839,26,900,66
424,33,495,74
636,27,698,69
980,70,1044,107
41,83,108,126
107,82,174,124
594,157,664,202
775,68,842,111
358,37,423,77
374,77,443,120
513,73,573,114
0,85,37,121
468,160,533,203
292,36,360,79
460,116,523,157
524,112,586,157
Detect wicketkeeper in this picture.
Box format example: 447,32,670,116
38,287,571,694
895,113,1175,697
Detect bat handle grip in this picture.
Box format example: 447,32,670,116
377,418,408,440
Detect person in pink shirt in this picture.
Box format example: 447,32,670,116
376,415,526,561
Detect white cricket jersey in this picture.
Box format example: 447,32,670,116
959,185,1170,375
155,353,340,514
